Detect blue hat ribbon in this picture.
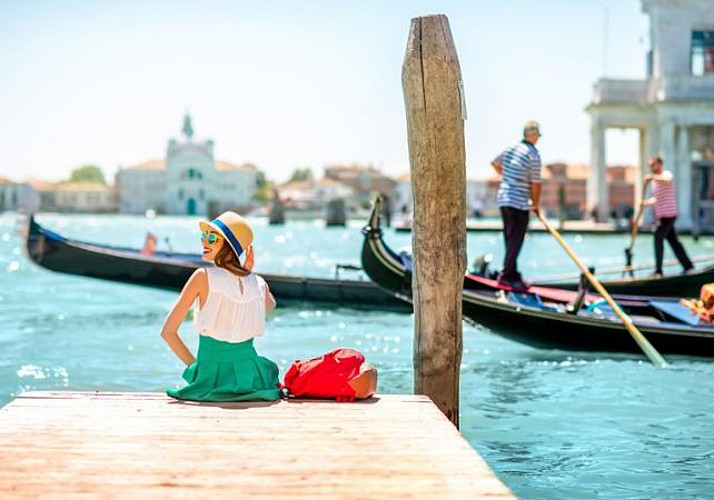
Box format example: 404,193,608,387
212,219,244,256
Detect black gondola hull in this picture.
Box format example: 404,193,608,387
360,199,714,357
462,294,714,357
25,217,411,312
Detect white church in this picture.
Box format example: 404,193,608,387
587,0,714,232
116,115,258,216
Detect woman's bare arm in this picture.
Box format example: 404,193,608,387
265,283,276,314
160,269,207,366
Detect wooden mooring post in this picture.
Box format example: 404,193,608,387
402,15,467,427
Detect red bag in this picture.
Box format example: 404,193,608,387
281,348,365,402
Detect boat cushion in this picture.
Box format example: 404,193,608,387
650,300,702,326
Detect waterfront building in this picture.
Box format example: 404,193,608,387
540,164,589,220
25,180,58,212
116,115,258,215
467,179,490,217
314,178,354,207
587,0,714,232
485,163,635,220
0,178,40,213
392,172,496,218
53,182,116,213
607,166,638,219
276,177,354,212
1,178,115,214
393,172,412,218
324,164,395,207
9,179,114,214
0,178,17,212
277,179,315,211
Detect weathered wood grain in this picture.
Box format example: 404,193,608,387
0,391,513,498
402,14,467,427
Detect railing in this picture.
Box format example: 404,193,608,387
650,74,714,101
592,75,714,105
591,79,648,104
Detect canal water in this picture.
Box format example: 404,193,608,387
1,212,713,499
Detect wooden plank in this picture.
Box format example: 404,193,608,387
0,392,513,498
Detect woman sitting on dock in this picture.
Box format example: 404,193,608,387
161,211,280,402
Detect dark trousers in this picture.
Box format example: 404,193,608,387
500,206,530,279
654,216,693,274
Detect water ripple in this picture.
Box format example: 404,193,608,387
2,213,714,499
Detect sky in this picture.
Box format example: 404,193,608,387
0,0,650,184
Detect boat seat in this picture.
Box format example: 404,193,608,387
628,315,662,325
650,300,702,327
507,291,542,307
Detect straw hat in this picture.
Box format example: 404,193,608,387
199,211,253,257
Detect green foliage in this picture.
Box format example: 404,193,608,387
289,167,313,182
251,166,274,203
68,165,106,184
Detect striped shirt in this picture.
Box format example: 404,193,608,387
494,141,542,211
652,170,677,218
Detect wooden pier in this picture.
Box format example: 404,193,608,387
0,391,513,498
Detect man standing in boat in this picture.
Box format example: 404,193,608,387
641,155,694,278
491,120,543,290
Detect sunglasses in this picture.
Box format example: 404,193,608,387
201,232,222,245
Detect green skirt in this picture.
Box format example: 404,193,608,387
166,335,280,402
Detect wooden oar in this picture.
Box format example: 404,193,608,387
624,180,652,277
536,211,669,368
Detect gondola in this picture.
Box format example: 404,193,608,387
534,260,714,297
24,216,410,312
361,199,714,357
405,232,714,299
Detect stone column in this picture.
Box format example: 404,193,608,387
677,125,692,229
659,120,677,230
659,121,676,173
643,122,660,160
588,120,608,221
635,127,646,208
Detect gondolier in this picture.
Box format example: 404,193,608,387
360,204,714,358
641,155,694,278
491,120,543,289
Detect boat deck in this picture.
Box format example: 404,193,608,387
0,391,513,498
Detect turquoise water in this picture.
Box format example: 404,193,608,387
2,212,714,499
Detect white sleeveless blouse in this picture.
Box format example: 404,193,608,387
193,267,267,343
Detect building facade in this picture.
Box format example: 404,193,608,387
324,164,395,207
540,163,589,219
0,178,17,212
116,115,258,215
1,178,44,213
587,0,714,231
53,182,116,213
276,177,354,211
391,172,495,219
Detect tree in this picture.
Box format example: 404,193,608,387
68,165,106,184
289,167,313,182
250,166,274,203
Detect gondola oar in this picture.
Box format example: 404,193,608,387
624,180,652,277
536,211,669,368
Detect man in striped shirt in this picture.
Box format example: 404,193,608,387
641,155,693,278
491,121,543,289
